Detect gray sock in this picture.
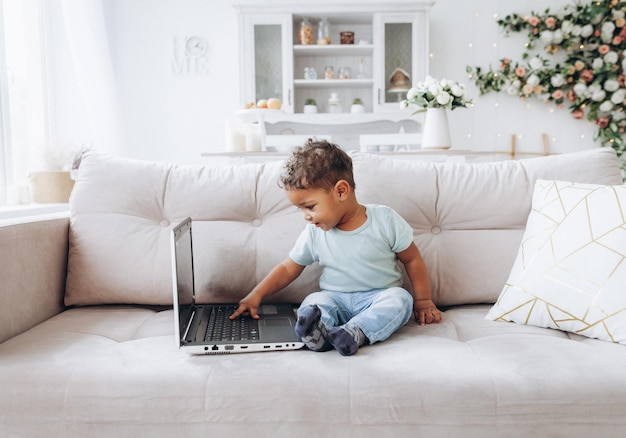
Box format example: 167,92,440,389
295,305,331,352
328,323,367,356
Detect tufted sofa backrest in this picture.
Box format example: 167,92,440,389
65,148,622,307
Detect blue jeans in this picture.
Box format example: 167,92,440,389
298,287,414,344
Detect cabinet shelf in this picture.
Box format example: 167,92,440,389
293,44,374,56
235,1,432,144
294,79,374,88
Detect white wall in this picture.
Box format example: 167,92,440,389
107,0,240,163
430,0,596,156
51,0,598,164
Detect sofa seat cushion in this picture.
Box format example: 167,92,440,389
2,305,626,436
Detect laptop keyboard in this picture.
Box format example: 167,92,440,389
204,305,259,342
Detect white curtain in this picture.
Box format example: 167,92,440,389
54,0,123,156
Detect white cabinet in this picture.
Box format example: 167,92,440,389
231,0,434,118
239,14,294,113
374,13,429,112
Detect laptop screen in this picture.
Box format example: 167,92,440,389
173,219,195,339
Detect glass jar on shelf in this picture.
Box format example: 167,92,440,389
340,31,354,45
356,57,367,79
298,17,313,45
324,66,334,80
338,67,351,79
317,16,330,45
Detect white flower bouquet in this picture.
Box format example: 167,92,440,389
401,76,473,113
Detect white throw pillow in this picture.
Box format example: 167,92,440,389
486,179,626,344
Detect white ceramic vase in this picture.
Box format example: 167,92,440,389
421,107,451,149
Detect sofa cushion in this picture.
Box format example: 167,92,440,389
3,304,626,436
65,153,320,306
66,148,622,307
351,148,623,306
486,179,626,344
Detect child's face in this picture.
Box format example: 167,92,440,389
286,186,344,231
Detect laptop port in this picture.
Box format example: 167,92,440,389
240,346,248,349
225,345,234,350
275,345,282,348
264,345,271,349
211,345,219,351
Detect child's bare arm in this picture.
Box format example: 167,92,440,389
229,257,304,319
397,242,441,325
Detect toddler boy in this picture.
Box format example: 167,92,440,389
230,139,441,355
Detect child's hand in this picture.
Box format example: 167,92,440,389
229,293,262,320
414,299,441,326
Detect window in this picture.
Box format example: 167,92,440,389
0,0,48,205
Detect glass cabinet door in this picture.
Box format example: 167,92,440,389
241,14,293,112
374,13,428,112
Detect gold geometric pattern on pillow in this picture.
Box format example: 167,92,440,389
486,180,626,344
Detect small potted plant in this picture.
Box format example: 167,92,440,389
303,98,318,114
351,97,365,113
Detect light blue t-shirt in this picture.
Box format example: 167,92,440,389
289,204,414,293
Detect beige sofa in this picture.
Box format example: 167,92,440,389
2,148,626,437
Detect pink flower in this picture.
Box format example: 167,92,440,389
599,44,611,55
515,66,526,77
545,17,556,28
596,116,610,128
567,89,577,101
522,84,534,96
572,109,584,119
528,16,541,26
552,90,564,100
580,69,594,83
613,36,622,45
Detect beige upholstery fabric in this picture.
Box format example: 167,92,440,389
3,304,626,437
0,215,68,343
65,148,622,307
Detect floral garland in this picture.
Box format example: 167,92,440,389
466,0,626,174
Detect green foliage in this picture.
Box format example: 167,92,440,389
467,0,626,176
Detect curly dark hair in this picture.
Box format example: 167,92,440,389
280,139,355,191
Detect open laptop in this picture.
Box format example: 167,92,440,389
171,217,304,354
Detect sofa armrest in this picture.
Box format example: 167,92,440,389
0,213,69,344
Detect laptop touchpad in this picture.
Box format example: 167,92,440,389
263,317,291,327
